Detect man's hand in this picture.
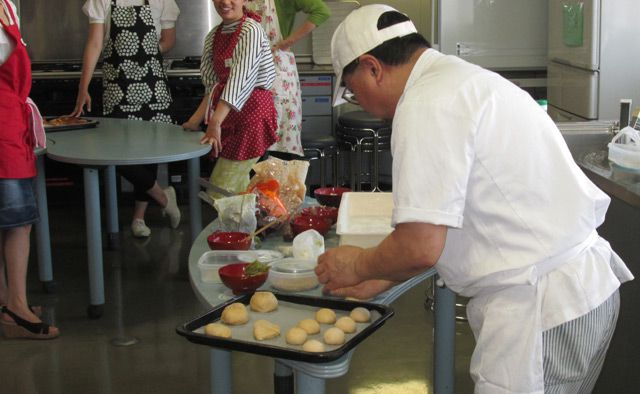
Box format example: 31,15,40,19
315,245,366,292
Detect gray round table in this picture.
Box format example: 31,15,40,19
46,117,211,318
188,218,456,394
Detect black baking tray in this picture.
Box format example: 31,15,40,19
43,117,99,132
176,292,394,363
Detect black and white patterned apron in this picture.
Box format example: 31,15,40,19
102,0,173,123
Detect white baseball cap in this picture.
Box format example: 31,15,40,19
331,4,417,106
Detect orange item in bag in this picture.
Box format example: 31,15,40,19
250,179,288,219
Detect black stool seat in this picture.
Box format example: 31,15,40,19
302,133,337,149
338,110,391,129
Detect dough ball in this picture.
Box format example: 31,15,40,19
221,302,249,325
302,339,325,353
350,307,371,323
253,319,280,340
204,323,231,338
315,308,336,324
335,316,356,333
297,318,321,335
323,327,345,345
285,327,308,345
250,291,278,313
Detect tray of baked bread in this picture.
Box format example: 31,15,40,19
42,116,99,132
176,292,394,363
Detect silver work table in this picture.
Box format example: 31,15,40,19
46,118,211,318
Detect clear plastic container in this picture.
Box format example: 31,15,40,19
198,251,258,284
268,258,319,292
336,192,394,248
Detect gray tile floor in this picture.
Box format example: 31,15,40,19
0,195,637,393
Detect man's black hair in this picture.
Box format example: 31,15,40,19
342,11,431,78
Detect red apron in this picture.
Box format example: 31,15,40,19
209,13,278,161
0,0,35,179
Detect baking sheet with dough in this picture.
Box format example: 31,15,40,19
177,292,394,363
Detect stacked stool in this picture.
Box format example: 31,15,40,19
301,132,339,188
336,110,391,191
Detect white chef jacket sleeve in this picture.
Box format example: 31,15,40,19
391,98,477,229
82,0,109,23
160,0,180,29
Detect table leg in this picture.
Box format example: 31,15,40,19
210,349,232,394
104,165,120,250
434,276,456,394
295,371,326,394
274,361,294,394
34,155,56,293
84,168,105,319
188,158,202,242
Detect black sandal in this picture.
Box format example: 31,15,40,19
0,306,59,340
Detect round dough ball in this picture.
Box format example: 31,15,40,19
350,307,371,323
285,327,308,345
323,327,345,345
204,323,231,338
302,339,325,353
250,291,278,313
335,316,356,333
297,318,321,335
315,308,337,324
221,302,249,325
253,319,281,340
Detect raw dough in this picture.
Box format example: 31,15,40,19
285,327,308,345
323,327,345,345
335,316,356,333
350,307,371,323
221,302,249,325
253,319,281,340
297,318,321,334
315,308,336,324
204,323,232,338
250,291,278,313
302,339,325,352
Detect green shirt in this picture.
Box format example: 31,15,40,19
275,0,330,38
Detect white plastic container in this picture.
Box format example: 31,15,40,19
197,250,258,284
268,258,319,292
336,192,394,248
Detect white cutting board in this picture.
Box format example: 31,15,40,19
311,1,360,65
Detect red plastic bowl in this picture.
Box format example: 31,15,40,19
207,231,251,250
314,187,351,207
218,263,268,295
291,214,332,237
301,206,339,224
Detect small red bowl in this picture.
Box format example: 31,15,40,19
207,231,251,250
291,214,332,237
314,187,351,208
301,206,339,224
218,263,268,295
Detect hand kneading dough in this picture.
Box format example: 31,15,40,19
302,339,325,352
250,291,278,312
297,318,321,334
253,319,280,340
204,323,232,338
285,327,308,345
315,308,336,324
221,302,249,325
335,316,356,333
350,307,371,323
323,327,345,345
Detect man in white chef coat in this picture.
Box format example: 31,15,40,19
315,4,634,393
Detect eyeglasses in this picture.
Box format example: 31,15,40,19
340,58,361,105
341,88,359,105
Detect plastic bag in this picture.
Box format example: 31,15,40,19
248,157,309,214
212,194,257,233
292,229,325,261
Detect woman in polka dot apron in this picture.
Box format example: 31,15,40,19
72,0,181,237
183,0,277,200
246,0,330,160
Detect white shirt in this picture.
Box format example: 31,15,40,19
82,0,179,43
0,0,18,65
392,49,633,393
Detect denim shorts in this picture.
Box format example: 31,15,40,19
0,178,39,229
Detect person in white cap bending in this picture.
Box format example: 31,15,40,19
315,4,633,393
